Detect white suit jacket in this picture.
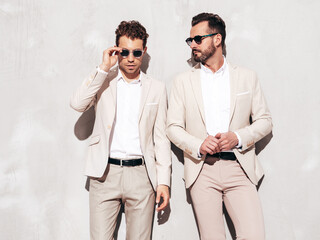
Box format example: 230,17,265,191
71,67,171,190
167,63,272,188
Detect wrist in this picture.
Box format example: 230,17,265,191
157,184,169,189
99,63,110,72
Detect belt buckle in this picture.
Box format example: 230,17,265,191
141,156,145,165
120,159,123,167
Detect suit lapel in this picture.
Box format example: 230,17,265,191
139,72,151,122
229,63,238,124
190,64,206,125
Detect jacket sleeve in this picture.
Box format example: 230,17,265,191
166,77,204,161
70,69,108,112
236,72,273,151
154,84,172,187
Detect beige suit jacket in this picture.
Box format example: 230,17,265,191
71,67,171,190
167,63,272,188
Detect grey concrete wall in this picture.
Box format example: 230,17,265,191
1,0,320,239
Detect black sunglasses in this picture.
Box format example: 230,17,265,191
185,33,219,46
120,49,143,58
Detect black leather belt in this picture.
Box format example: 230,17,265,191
108,157,144,166
207,152,237,160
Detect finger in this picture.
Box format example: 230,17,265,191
219,140,228,151
207,141,219,152
113,47,123,55
208,144,219,153
201,144,212,155
109,46,122,52
207,137,219,145
156,191,161,204
156,202,165,212
209,140,221,151
156,195,169,212
215,145,221,152
206,146,214,155
211,139,221,149
207,135,215,141
210,138,222,150
206,141,216,149
203,141,214,150
106,47,122,56
220,144,230,151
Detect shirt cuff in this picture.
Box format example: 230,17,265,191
234,131,242,148
197,142,203,158
97,66,108,74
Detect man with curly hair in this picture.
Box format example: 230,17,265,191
71,20,171,240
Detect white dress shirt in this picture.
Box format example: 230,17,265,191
200,58,241,153
108,70,143,159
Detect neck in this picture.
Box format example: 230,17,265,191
203,50,224,73
120,69,140,83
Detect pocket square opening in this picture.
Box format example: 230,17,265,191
236,91,250,96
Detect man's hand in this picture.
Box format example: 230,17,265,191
99,47,122,72
200,135,221,155
156,185,170,212
216,132,238,151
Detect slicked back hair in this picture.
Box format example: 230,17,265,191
191,13,226,49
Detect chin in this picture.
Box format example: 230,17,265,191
192,54,201,62
127,69,137,74
193,56,201,62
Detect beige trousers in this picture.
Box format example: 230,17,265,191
190,158,265,240
89,164,155,240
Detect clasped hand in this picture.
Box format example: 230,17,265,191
200,132,238,155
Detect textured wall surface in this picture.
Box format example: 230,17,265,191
1,0,320,239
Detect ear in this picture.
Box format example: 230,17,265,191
143,47,148,54
214,34,222,47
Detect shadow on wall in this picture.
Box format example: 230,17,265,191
141,52,150,73
255,131,273,156
74,105,96,140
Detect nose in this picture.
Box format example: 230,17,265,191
127,52,134,62
190,39,197,49
190,39,199,49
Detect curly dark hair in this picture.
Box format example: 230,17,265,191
115,20,149,48
192,13,226,49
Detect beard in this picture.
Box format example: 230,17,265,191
192,44,216,63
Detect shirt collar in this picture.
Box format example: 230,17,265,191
200,57,227,76
116,69,142,85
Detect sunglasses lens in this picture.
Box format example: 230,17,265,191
120,49,129,57
133,50,143,58
194,36,202,44
186,38,192,46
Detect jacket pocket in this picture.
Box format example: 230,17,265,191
89,135,100,145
